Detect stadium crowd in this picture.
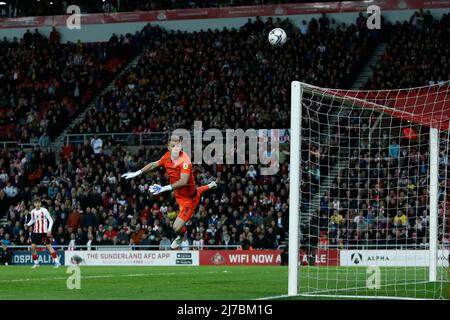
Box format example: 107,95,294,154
0,29,142,142
1,12,449,252
0,141,291,250
0,15,373,250
365,11,450,89
307,11,450,250
72,16,376,134
308,113,450,250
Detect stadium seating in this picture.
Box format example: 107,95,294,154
0,141,291,249
0,29,139,143
313,116,442,249
73,19,375,134
364,12,449,89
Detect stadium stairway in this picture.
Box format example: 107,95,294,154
301,154,350,227
52,52,144,155
350,42,388,90
300,100,352,227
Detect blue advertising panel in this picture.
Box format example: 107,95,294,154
12,251,65,265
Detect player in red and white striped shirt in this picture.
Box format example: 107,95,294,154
26,198,61,268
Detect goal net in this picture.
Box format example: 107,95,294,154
288,81,450,300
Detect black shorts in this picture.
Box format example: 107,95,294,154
31,233,50,245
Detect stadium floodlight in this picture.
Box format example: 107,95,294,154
288,81,450,299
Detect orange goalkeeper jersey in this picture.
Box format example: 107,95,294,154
158,151,196,199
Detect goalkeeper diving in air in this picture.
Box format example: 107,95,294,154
121,135,217,249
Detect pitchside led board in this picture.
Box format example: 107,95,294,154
13,251,65,265
64,251,199,266
340,250,450,267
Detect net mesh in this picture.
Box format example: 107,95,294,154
296,81,450,299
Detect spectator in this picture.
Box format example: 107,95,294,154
253,233,269,249
67,233,77,250
192,233,204,250
4,181,18,199
0,242,13,265
86,232,99,250
131,224,145,244
239,234,252,250
139,233,152,249
222,233,234,249
180,234,190,250
102,1,114,13
246,165,257,180
356,12,367,31
105,225,118,240
1,234,11,246
67,207,83,230
159,234,171,250
394,211,407,227
389,140,400,159
75,227,87,245
95,224,106,241
99,233,113,245
90,135,103,155
49,26,60,44
299,20,309,35
82,207,97,229
23,29,32,46
330,210,344,226
38,131,51,149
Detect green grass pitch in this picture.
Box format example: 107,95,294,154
0,265,447,300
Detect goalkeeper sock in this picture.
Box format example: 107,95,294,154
177,226,187,237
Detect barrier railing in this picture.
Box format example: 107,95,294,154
4,129,290,148
278,243,450,250
65,132,167,146
7,243,448,251
64,129,290,146
0,141,40,149
5,244,242,250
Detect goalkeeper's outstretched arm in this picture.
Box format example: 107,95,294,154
140,161,160,174
121,160,159,180
147,172,189,196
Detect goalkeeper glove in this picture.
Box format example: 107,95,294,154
149,184,172,195
121,170,142,180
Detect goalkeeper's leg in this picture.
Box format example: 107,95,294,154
171,216,188,250
171,181,217,249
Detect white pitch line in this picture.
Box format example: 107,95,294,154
0,270,226,283
304,280,434,294
255,280,441,300
254,294,293,300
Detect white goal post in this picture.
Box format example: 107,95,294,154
288,81,302,296
288,81,450,299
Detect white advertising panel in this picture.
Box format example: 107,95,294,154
64,250,199,266
340,250,449,267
